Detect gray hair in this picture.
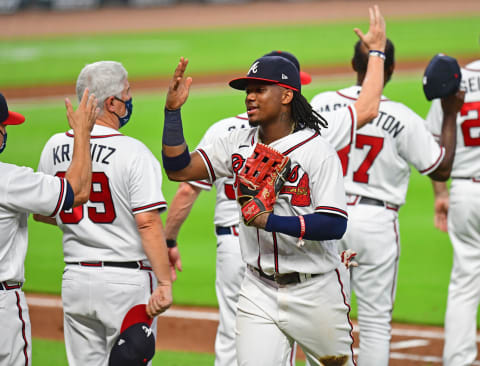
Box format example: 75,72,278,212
76,61,128,114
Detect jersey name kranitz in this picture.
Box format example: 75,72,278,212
311,85,444,207
425,60,480,178
37,124,167,262
197,108,353,275
189,113,249,227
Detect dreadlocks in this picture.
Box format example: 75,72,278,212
291,91,328,134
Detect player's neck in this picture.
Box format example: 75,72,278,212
259,117,294,145
96,112,121,131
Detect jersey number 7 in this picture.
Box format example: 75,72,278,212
337,134,384,184
56,171,116,224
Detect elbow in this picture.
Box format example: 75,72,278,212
33,214,41,222
74,189,90,206
332,219,348,240
364,106,379,122
429,170,451,182
166,170,186,182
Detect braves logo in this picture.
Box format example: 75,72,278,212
142,325,153,338
280,166,311,206
248,61,260,75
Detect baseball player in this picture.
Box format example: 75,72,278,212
310,42,464,365
424,58,480,366
165,50,309,366
0,90,97,366
34,61,172,366
161,6,386,365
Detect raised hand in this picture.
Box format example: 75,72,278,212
166,57,193,111
354,5,386,52
65,88,99,133
441,90,465,115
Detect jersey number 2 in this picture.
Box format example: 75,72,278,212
460,101,480,146
339,134,384,183
56,171,116,224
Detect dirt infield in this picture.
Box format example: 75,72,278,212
9,1,480,364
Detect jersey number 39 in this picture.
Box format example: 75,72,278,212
56,171,116,224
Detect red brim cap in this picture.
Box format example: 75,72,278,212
120,304,153,333
3,110,25,126
300,71,312,85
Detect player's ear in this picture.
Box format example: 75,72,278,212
105,96,116,113
281,89,294,105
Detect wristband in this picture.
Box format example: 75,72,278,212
166,239,177,248
163,108,185,146
369,50,386,60
297,215,306,248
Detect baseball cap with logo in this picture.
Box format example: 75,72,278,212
423,54,461,101
109,304,155,366
0,93,25,126
229,56,301,92
263,50,312,85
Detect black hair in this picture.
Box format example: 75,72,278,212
352,38,395,75
291,91,328,134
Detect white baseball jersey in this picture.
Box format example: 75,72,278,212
37,124,167,262
425,60,480,178
189,113,249,227
197,116,349,275
0,162,68,282
312,85,445,207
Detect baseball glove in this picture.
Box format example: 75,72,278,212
237,143,291,225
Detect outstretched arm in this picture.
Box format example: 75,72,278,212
352,5,387,126
428,90,465,181
164,182,203,281
162,57,209,182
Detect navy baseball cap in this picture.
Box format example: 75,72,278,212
108,323,155,366
109,304,155,366
423,54,461,101
0,93,25,126
263,50,312,85
229,56,301,92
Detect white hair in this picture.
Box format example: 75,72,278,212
76,61,128,114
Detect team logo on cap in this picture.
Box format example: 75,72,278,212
142,326,153,337
282,74,288,80
248,61,259,75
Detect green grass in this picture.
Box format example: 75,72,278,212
0,15,479,87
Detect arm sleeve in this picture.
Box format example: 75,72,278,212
399,106,444,175
265,212,347,241
3,166,68,216
129,143,168,214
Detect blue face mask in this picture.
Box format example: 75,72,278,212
114,97,133,128
0,131,7,154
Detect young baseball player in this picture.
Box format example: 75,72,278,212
425,58,480,366
0,90,97,366
161,6,386,365
310,43,464,365
34,61,172,366
165,51,309,366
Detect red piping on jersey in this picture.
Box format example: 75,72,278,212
132,201,167,213
65,132,123,138
15,292,29,366
282,132,319,155
464,67,480,72
148,272,153,294
272,232,279,273
347,106,355,144
194,181,212,188
391,219,400,310
235,115,248,120
250,135,255,146
256,229,263,272
334,269,357,366
315,206,348,219
197,148,217,182
50,178,65,217
336,90,389,102
419,146,445,174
